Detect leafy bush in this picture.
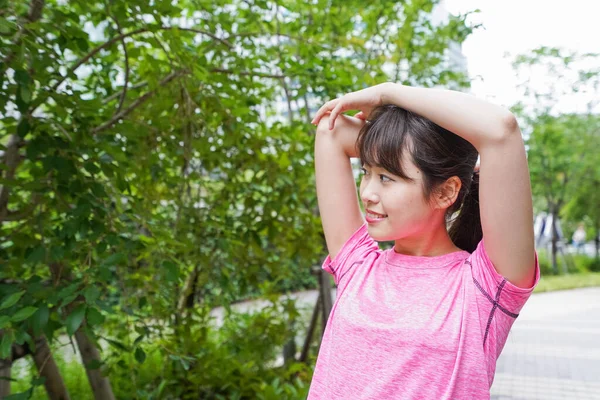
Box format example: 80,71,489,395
570,254,600,273
148,300,313,399
537,248,600,275
537,250,555,276
11,301,315,399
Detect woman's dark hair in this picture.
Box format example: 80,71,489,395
356,104,481,253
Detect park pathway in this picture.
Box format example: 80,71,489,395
490,286,600,399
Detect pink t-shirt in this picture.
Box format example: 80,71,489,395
307,222,540,399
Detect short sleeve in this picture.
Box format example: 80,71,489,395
321,222,379,287
469,237,541,315
468,238,541,381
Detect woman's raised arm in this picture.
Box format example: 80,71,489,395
314,113,365,261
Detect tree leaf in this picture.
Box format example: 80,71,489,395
135,347,146,364
32,305,50,336
65,304,86,336
14,329,31,345
19,85,31,104
4,389,34,400
11,306,38,322
180,357,190,370
105,338,130,351
25,245,45,263
138,297,147,309
0,330,14,358
162,260,179,282
0,18,13,34
0,291,26,310
83,286,101,303
13,69,30,86
101,252,126,266
31,376,47,386
86,307,105,326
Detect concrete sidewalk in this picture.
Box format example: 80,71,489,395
490,287,600,400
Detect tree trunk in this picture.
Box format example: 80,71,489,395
595,221,600,260
49,263,115,400
302,91,312,125
0,340,29,397
74,330,115,400
177,265,199,314
299,293,320,363
0,356,11,398
31,336,70,400
550,208,559,274
282,318,297,364
319,269,333,336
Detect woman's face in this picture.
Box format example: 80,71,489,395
359,154,437,242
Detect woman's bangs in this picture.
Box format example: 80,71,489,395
358,116,413,181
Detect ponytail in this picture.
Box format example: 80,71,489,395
448,171,482,253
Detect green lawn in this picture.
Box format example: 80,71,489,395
534,271,600,293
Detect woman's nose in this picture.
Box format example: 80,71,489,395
360,184,380,204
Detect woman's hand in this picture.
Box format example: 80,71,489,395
311,83,391,130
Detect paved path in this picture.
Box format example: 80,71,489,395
212,286,600,399
490,287,600,400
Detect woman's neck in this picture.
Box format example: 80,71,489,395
393,222,461,257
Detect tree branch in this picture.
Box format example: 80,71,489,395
3,194,41,221
106,1,129,115
275,4,294,124
27,0,45,21
91,70,188,134
103,81,148,104
210,68,285,79
0,0,45,224
49,26,232,93
0,135,26,224
0,0,45,75
228,31,333,50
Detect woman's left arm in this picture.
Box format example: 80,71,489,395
384,83,536,289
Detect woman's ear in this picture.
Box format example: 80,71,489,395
434,176,462,209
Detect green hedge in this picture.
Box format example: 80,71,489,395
11,299,316,400
537,249,600,275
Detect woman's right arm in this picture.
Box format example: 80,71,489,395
314,113,365,261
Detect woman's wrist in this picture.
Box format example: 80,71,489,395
380,82,401,107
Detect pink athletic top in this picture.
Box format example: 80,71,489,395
307,222,540,399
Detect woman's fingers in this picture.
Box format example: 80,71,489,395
328,102,345,130
311,99,337,125
354,111,366,120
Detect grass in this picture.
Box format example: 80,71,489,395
534,271,600,293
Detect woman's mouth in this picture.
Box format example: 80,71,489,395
366,210,387,223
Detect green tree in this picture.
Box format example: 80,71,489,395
562,114,600,260
512,47,600,272
525,113,592,272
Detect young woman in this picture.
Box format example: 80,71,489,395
308,83,540,399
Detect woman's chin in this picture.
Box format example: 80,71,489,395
366,224,390,239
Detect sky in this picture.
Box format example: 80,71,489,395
444,0,600,113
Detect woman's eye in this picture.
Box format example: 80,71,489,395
380,174,392,183
360,167,368,175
